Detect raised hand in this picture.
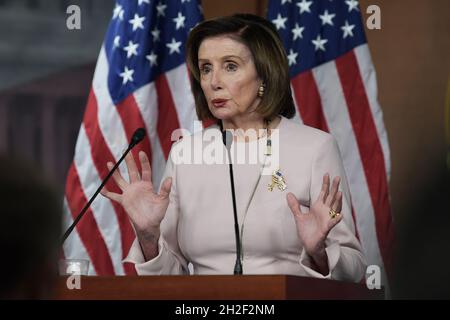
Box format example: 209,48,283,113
286,173,343,258
100,151,172,234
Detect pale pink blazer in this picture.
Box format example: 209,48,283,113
125,116,366,282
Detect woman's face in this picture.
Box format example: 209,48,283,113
198,35,262,121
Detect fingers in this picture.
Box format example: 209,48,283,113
125,152,140,183
139,151,153,184
325,176,341,207
318,173,330,203
331,191,342,213
159,177,172,200
329,190,343,230
107,162,128,190
100,186,122,203
286,193,302,216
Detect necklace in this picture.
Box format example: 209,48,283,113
264,119,272,156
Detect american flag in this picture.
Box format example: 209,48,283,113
62,0,203,275
267,0,394,284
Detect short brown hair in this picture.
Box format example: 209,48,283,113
186,13,296,121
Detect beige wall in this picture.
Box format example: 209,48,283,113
202,0,450,222
359,0,450,223
203,0,266,18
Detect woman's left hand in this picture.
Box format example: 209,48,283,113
286,174,343,258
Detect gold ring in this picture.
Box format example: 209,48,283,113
329,209,340,219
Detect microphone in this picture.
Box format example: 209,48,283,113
129,128,146,148
61,128,146,245
220,122,243,275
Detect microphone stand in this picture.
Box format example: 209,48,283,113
61,128,146,245
220,121,243,275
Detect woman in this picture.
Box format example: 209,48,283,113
101,14,366,282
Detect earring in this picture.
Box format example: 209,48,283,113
258,83,265,98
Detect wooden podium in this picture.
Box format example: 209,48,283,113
55,275,384,300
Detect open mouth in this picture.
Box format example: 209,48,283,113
211,99,228,108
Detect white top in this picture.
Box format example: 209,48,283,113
125,116,366,282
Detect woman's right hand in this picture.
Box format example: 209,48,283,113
100,151,172,235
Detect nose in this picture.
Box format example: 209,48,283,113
210,70,223,91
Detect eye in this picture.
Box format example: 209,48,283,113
199,64,211,75
225,63,237,72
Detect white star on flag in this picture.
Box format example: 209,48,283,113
292,23,305,40
151,27,160,42
156,2,167,16
341,20,355,38
119,66,134,84
138,0,150,5
319,10,336,26
287,49,298,66
173,12,186,30
296,0,313,14
113,35,120,48
281,0,292,4
113,4,124,20
146,51,158,66
129,14,145,31
123,40,139,58
345,0,359,12
166,38,182,54
311,34,328,51
272,13,287,30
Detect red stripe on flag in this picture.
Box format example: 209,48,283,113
155,74,181,159
65,163,115,275
115,94,154,171
83,90,137,275
291,71,329,132
335,50,394,274
115,94,154,275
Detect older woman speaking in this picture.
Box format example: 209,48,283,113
101,14,366,282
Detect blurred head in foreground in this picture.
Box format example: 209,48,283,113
392,166,450,299
0,155,61,299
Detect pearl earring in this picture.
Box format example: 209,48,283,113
258,83,265,98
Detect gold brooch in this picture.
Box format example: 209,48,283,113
268,169,287,191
